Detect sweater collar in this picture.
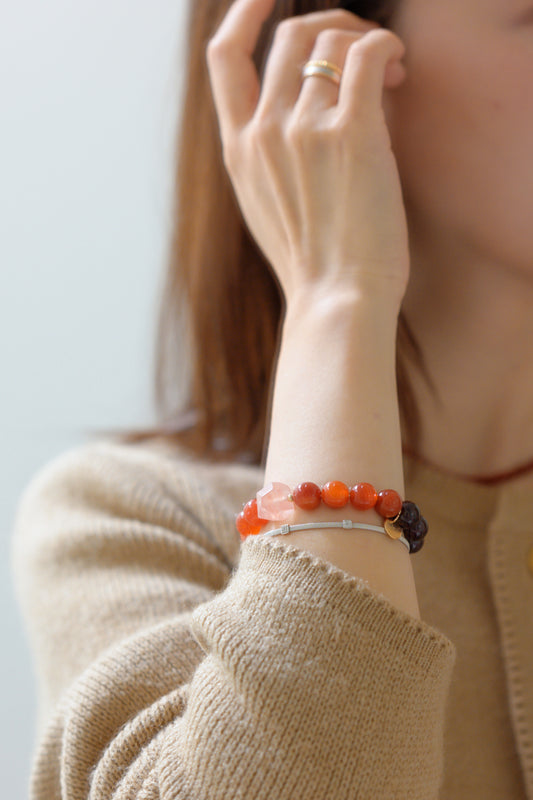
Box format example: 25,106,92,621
403,449,533,530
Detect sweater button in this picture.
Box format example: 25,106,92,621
528,546,533,576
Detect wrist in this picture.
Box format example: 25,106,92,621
283,283,401,353
285,276,405,320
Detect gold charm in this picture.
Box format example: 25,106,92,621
384,517,404,540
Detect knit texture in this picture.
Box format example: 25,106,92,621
10,437,533,799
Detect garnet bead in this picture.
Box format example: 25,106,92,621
321,481,350,508
375,489,403,519
350,482,378,510
292,482,322,511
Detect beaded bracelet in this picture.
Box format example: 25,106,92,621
235,480,428,555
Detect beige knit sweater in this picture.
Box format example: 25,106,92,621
10,436,533,799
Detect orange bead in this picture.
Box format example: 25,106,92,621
350,482,378,510
292,482,322,511
321,481,349,509
235,511,262,540
242,498,269,527
375,489,403,519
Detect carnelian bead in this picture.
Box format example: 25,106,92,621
375,489,403,519
242,498,268,527
321,481,349,508
350,482,378,510
292,482,322,511
235,511,262,540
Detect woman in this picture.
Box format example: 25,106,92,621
11,0,533,797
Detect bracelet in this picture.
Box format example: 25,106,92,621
235,480,429,555
256,519,411,552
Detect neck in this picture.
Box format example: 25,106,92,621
400,228,533,482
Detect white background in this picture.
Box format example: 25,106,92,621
1,1,191,795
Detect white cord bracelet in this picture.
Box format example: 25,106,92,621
257,519,411,553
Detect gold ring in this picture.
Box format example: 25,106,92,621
302,60,343,86
305,59,343,76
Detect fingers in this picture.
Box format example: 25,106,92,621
337,29,406,123
294,28,366,116
206,0,276,142
206,0,407,148
255,11,376,118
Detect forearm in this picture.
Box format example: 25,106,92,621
263,285,420,620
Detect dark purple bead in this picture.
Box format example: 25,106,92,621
399,501,420,528
409,516,428,542
409,537,425,554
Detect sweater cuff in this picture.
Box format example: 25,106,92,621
179,535,456,798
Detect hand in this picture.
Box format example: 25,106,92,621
206,0,410,309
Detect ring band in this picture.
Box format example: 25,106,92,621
302,60,343,86
306,59,343,76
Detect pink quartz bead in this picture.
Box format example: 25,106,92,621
256,482,294,522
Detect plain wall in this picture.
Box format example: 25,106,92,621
1,1,191,795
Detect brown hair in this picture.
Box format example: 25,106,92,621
87,0,437,468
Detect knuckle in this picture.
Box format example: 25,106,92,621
334,7,360,24
314,28,350,48
307,8,378,31
205,36,226,61
286,118,333,149
275,17,301,40
274,10,378,46
349,34,385,62
380,28,405,47
285,120,301,146
205,35,221,52
333,115,364,142
250,115,280,148
354,27,403,52
304,8,359,26
285,118,308,148
330,111,352,133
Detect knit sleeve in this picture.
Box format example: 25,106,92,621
11,440,457,800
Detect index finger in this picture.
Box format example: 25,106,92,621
206,0,276,139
